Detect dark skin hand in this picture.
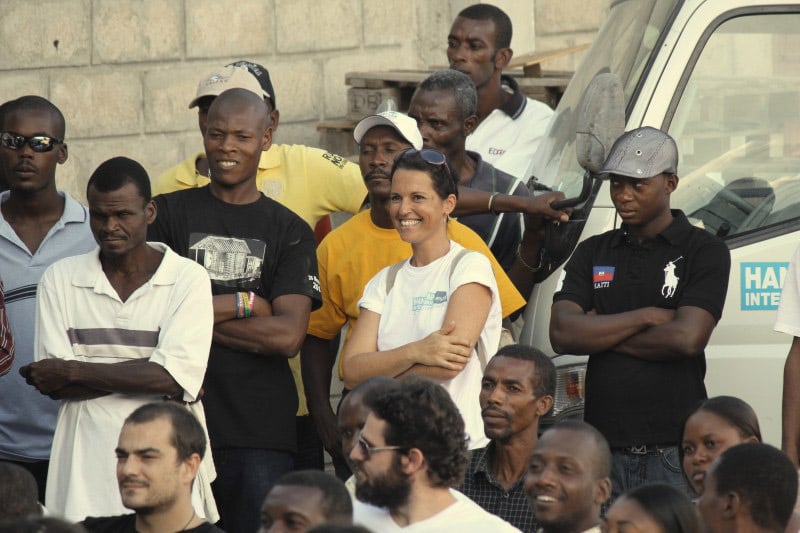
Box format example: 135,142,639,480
20,358,181,401
301,334,344,460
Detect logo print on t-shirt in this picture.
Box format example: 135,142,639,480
188,233,265,289
662,256,683,298
412,291,448,312
593,266,615,289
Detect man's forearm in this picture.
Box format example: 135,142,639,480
550,303,660,354
214,315,306,358
613,307,715,361
70,359,182,396
49,384,111,401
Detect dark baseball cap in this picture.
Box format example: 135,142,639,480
599,126,678,178
226,60,276,108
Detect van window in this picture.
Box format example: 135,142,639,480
668,13,800,241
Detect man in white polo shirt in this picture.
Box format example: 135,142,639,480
20,157,216,522
447,4,554,179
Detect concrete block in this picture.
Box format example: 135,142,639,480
186,0,271,59
322,48,413,118
363,2,413,47
50,71,142,138
535,33,596,71
276,0,360,53
347,87,402,120
63,134,184,203
266,60,321,123
0,73,49,104
535,0,608,35
93,0,182,64
413,0,452,70
277,120,323,149
144,66,202,133
0,0,90,69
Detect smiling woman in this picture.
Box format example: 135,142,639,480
341,148,502,450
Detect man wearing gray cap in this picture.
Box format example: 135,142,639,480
549,126,731,501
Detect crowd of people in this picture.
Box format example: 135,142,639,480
1,3,800,533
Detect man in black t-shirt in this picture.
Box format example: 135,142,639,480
82,402,224,533
550,127,730,502
147,88,321,533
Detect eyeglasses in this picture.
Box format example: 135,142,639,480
0,132,63,153
398,148,456,188
357,434,403,460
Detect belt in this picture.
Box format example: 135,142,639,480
613,444,671,455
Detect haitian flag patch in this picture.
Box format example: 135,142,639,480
593,266,615,284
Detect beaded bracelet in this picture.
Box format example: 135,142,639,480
487,192,500,215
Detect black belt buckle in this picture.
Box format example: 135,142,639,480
629,445,649,455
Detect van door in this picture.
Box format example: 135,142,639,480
632,2,800,443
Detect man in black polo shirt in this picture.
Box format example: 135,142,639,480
549,127,730,501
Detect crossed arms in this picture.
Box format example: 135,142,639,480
549,301,717,361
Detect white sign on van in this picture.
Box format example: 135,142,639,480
741,262,789,310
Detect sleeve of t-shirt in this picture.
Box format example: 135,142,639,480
676,237,730,322
147,194,172,246
357,266,391,316
776,245,800,337
147,260,213,402
450,251,499,299
494,100,553,180
306,236,347,339
304,146,367,215
553,238,595,312
0,280,14,377
34,263,77,361
268,216,323,310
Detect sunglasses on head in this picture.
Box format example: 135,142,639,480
398,148,455,187
0,132,63,153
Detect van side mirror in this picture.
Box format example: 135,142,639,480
552,72,625,209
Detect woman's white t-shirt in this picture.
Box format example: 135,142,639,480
358,241,502,449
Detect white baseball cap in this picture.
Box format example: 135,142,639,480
353,111,423,150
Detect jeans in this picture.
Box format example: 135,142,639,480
609,446,691,504
212,448,294,533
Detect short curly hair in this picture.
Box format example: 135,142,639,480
364,377,468,487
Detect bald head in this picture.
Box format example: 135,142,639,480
208,88,270,132
3,95,66,139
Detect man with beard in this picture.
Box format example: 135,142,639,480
82,402,224,533
350,376,520,531
524,421,612,533
458,344,555,532
447,4,554,179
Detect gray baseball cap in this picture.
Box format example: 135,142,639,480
599,126,678,178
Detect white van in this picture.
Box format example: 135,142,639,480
521,0,800,444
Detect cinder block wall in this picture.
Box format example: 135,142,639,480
0,0,606,203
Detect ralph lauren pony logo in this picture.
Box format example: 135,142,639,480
593,266,615,289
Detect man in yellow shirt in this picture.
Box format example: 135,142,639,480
153,62,367,471
302,110,566,478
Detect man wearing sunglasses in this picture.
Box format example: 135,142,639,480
351,376,520,531
0,95,96,502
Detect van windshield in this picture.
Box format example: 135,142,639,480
529,0,679,198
